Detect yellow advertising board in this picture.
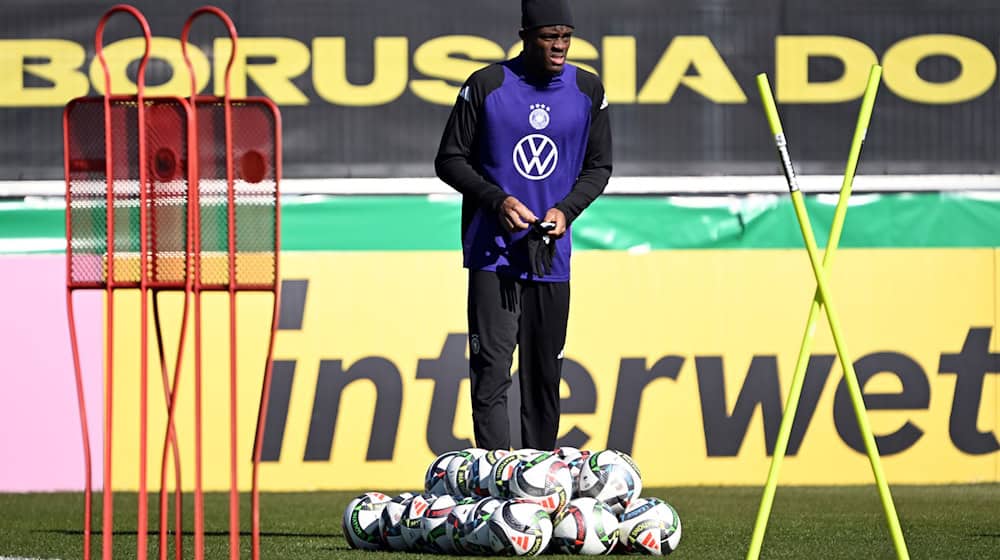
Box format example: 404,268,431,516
108,249,999,490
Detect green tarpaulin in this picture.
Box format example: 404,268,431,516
3,192,999,253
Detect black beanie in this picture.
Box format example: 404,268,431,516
521,0,574,30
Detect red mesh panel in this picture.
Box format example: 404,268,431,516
65,99,108,286
65,97,191,288
193,100,230,287
232,101,277,288
145,98,191,288
66,98,140,287
192,98,278,289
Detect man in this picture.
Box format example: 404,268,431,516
434,0,612,451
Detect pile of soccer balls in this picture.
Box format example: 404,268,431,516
342,447,682,556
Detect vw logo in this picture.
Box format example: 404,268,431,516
513,134,559,180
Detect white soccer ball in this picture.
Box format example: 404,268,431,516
577,449,642,515
514,448,543,461
426,451,462,495
618,497,682,555
486,499,553,556
399,493,434,550
342,491,390,550
469,449,512,497
378,492,414,551
551,497,620,555
445,447,487,497
615,450,643,482
555,445,582,461
460,496,504,555
555,446,592,482
488,453,522,498
508,451,573,516
444,496,479,554
421,494,458,553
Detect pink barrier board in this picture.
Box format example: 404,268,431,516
0,255,103,491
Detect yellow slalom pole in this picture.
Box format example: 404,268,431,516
746,65,883,560
753,72,910,560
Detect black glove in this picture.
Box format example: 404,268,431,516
527,221,556,277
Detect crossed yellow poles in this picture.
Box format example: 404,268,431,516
747,66,910,560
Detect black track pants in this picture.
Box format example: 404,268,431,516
467,269,570,451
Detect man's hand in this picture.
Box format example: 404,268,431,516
528,221,556,277
499,196,539,232
541,208,567,238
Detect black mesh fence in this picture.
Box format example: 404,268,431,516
6,0,1000,181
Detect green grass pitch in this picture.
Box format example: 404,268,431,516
1,485,998,559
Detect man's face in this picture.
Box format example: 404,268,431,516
521,25,573,75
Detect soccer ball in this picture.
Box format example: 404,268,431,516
577,449,642,515
460,496,504,555
618,497,682,555
399,493,434,550
486,499,553,556
421,494,458,553
444,496,479,554
555,446,591,481
615,450,643,481
488,453,521,498
445,448,487,497
469,449,511,497
426,450,462,495
508,451,573,516
555,446,582,460
378,492,414,551
342,492,390,550
515,448,543,461
551,497,620,555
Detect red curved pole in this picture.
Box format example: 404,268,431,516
155,72,199,560
65,290,93,560
251,103,283,560
181,8,239,560
251,302,280,560
182,6,238,101
65,95,93,560
94,6,152,560
154,288,189,560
